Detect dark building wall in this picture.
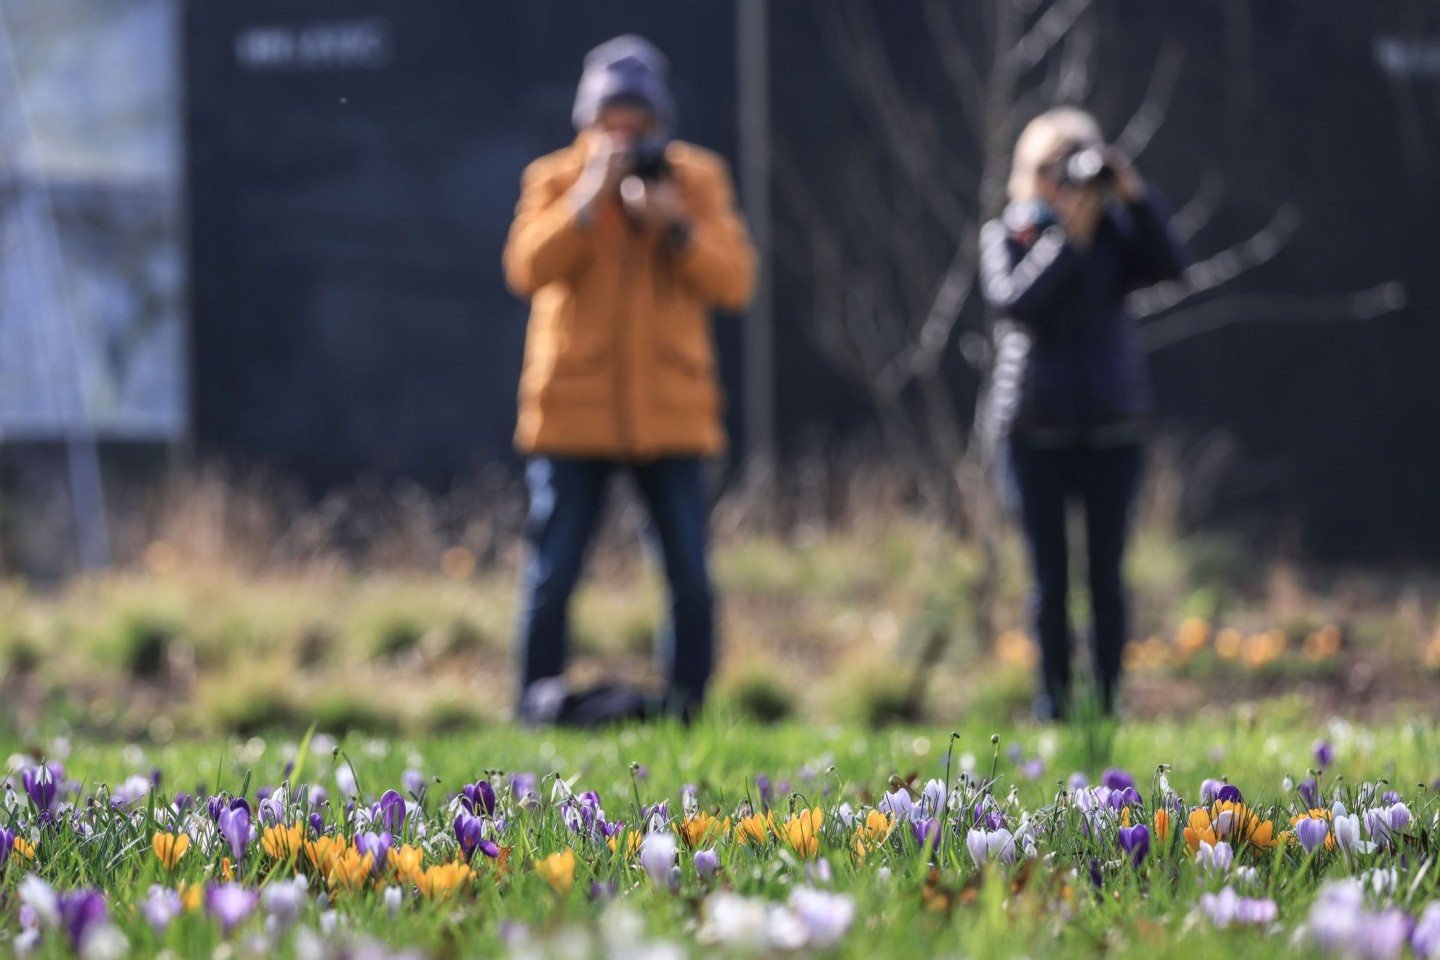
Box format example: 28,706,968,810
187,1,1440,559
186,1,741,488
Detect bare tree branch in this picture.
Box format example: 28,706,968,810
1139,282,1408,353
1116,41,1186,159
919,0,987,136
814,0,975,239
1012,0,1094,69
875,235,980,396
1049,5,1097,104
1170,170,1225,241
1129,203,1301,318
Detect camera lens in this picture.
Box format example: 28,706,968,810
1065,148,1109,186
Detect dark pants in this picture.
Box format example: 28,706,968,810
1006,438,1144,719
516,456,715,712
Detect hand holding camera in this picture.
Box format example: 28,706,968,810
1049,144,1146,248
569,133,632,225
619,137,684,233
570,133,682,232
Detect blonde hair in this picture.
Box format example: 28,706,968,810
1007,107,1104,201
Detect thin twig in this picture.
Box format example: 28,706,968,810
1011,0,1095,69
1138,282,1407,353
1129,204,1302,318
1116,41,1187,159
1170,170,1225,242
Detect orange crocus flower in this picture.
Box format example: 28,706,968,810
152,832,190,869
734,812,774,846
261,824,306,861
782,808,824,859
535,849,576,896
415,862,472,900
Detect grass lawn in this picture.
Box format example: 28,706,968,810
2,702,1438,958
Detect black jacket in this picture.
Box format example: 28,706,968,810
979,187,1189,446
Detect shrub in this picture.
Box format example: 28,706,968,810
715,658,796,723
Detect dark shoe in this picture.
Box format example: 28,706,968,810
662,687,704,726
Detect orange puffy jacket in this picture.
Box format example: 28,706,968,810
503,134,756,460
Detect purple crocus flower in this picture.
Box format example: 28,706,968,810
1387,803,1412,833
0,827,13,870
1101,768,1135,792
1365,809,1395,848
788,888,856,948
57,890,108,949
1068,772,1090,791
257,786,273,802
22,764,61,813
695,848,719,879
1197,840,1234,875
1296,816,1329,854
1299,778,1319,809
218,805,251,862
207,796,226,821
1215,784,1243,804
1199,779,1225,803
1202,886,1277,927
913,818,941,852
454,812,498,861
173,792,193,815
142,885,182,934
589,881,617,902
461,781,496,817
379,790,407,834
1107,787,1142,810
1235,896,1278,925
1117,824,1150,867
309,813,325,837
511,772,537,800
1021,759,1046,781
965,827,1017,866
1360,909,1412,960
355,831,393,874
974,805,1006,832
1314,740,1335,770
881,789,916,824
307,786,329,807
206,883,259,936
642,801,671,830
402,769,426,798
921,779,947,818
1088,858,1104,890
755,775,773,809
1412,902,1440,959
258,791,285,826
639,832,677,886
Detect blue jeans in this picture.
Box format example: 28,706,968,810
1006,438,1144,719
516,456,715,711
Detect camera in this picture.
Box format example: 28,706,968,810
1057,146,1115,189
628,137,671,181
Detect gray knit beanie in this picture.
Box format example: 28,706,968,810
571,35,675,131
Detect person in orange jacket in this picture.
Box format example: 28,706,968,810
503,35,755,724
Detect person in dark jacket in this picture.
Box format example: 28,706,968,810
979,107,1189,720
